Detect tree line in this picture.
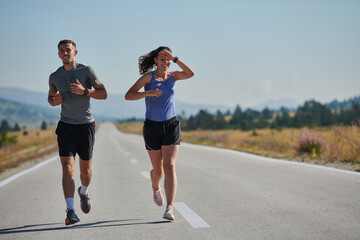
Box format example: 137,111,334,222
0,119,48,147
0,119,20,147
182,100,360,131
0,119,21,133
0,119,48,133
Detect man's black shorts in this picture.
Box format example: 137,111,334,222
55,121,95,160
143,117,181,151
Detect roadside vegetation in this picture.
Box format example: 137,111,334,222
116,99,360,172
1,98,359,173
0,120,57,172
116,121,360,172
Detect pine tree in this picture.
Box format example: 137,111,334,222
0,119,11,133
41,121,47,130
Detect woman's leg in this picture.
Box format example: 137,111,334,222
147,150,163,191
162,145,179,207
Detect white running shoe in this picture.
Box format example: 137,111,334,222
153,189,164,206
163,205,175,221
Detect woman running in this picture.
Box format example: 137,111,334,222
125,46,195,220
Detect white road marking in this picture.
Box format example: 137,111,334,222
0,155,58,188
138,171,210,228
174,202,210,228
141,171,150,179
113,141,123,152
130,158,138,164
124,152,130,156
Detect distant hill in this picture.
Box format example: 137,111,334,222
0,87,232,124
1,87,358,126
251,97,360,112
325,96,360,110
251,99,299,111
0,98,59,127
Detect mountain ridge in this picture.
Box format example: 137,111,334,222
0,87,233,125
1,87,358,126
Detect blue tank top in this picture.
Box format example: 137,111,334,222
144,71,176,121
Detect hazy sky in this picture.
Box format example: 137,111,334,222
0,0,359,109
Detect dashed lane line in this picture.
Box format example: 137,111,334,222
130,158,138,164
174,202,210,228
141,171,150,179
139,171,210,229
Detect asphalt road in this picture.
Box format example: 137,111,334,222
1,122,359,240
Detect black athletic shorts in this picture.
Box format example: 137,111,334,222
55,121,95,160
143,117,181,150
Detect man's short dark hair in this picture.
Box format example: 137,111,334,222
58,40,76,48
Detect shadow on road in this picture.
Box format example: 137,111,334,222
0,219,171,235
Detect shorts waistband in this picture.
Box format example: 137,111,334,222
59,120,95,126
145,116,177,125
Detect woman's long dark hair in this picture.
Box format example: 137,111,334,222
138,46,172,74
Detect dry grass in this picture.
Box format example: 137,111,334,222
115,122,360,172
323,124,360,164
0,124,104,173
181,128,299,160
2,122,358,173
0,127,57,172
116,121,143,135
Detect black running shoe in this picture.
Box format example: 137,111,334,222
65,209,80,225
78,187,91,214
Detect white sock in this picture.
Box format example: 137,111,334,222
65,198,74,210
80,185,89,195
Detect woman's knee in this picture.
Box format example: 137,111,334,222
151,168,164,178
163,163,176,176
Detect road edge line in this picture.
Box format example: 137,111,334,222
182,142,360,176
0,155,58,188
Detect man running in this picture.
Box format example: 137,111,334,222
48,39,107,225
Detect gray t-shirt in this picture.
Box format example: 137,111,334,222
49,63,101,124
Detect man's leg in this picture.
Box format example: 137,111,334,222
78,158,92,214
79,158,92,187
61,156,75,200
61,156,80,225
78,121,94,198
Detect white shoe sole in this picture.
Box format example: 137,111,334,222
163,213,175,221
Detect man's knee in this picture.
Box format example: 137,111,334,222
80,159,92,176
61,157,74,177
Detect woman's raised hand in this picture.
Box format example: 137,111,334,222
159,50,175,61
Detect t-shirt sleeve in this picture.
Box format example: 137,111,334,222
87,66,101,87
49,74,58,93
